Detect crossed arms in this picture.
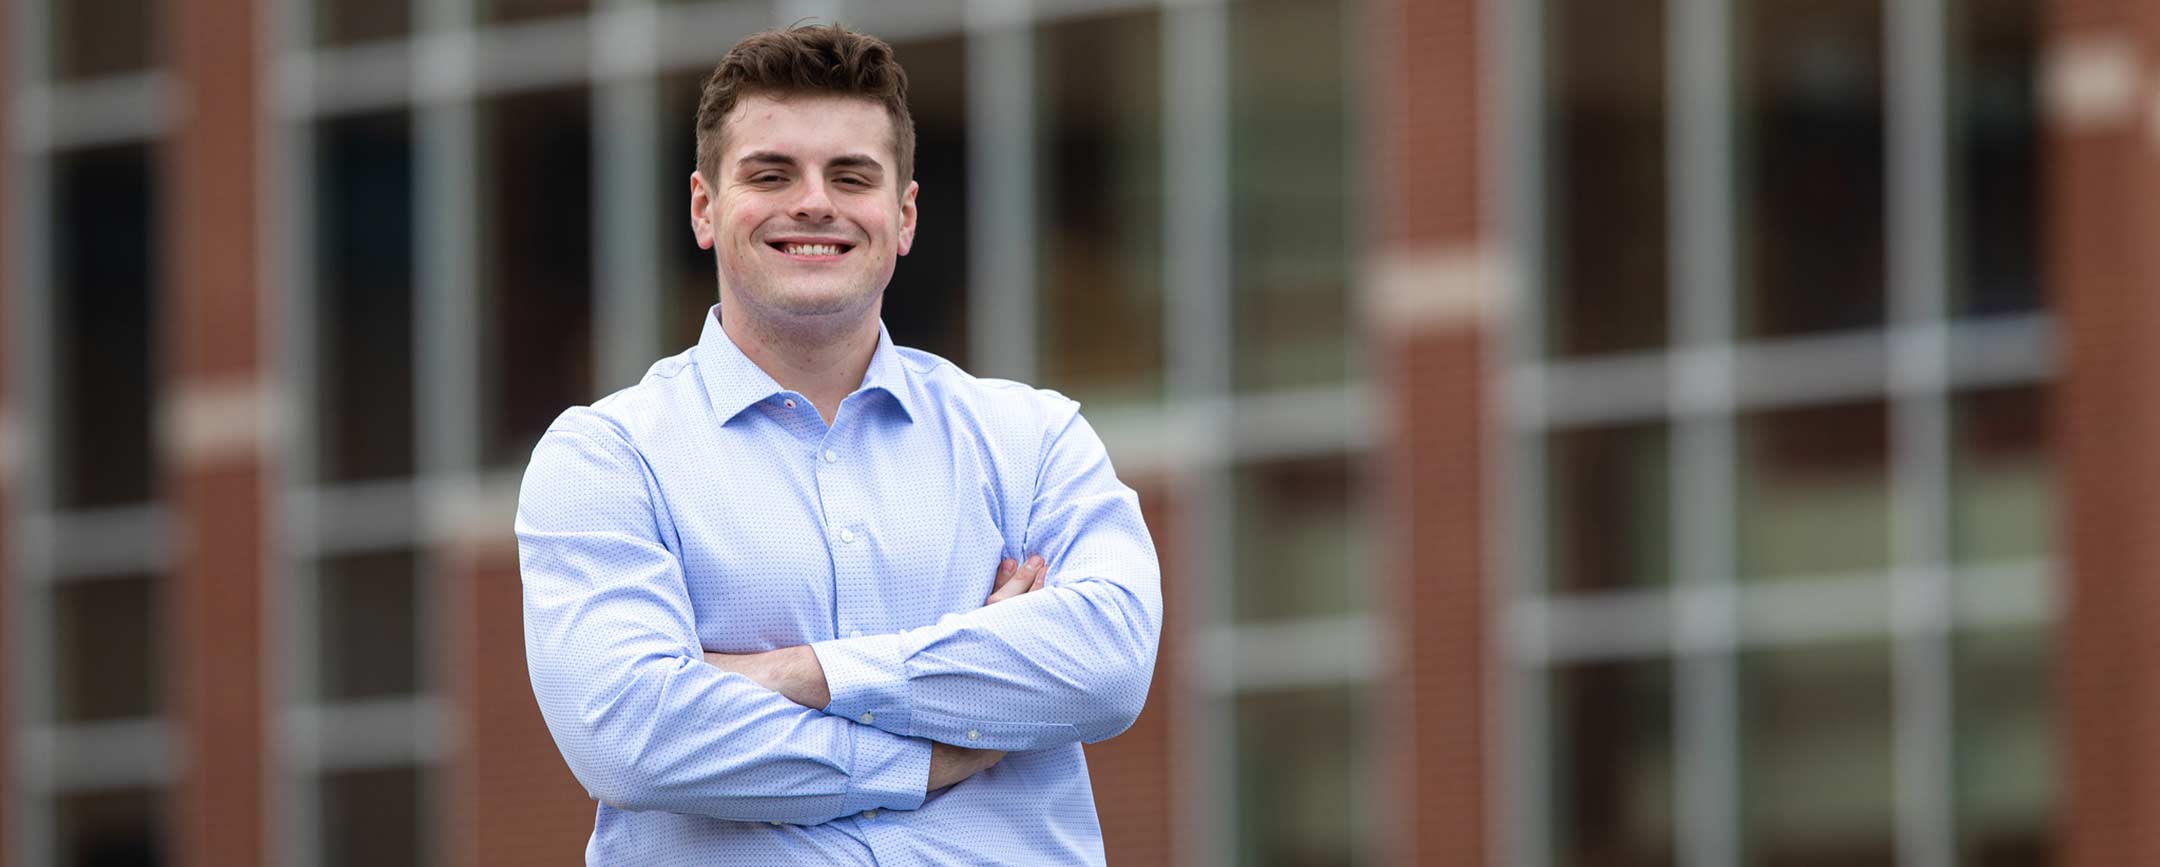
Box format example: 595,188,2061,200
516,409,1163,826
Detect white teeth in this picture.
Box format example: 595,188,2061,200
782,243,842,256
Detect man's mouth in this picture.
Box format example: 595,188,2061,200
768,241,855,258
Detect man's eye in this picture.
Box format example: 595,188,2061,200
752,174,785,183
836,176,870,187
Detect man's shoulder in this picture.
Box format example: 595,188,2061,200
895,345,1083,431
539,346,705,449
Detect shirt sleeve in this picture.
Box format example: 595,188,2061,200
812,406,1164,752
518,415,931,824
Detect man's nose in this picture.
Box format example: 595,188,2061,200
790,178,836,222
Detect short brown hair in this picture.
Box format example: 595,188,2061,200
694,22,915,190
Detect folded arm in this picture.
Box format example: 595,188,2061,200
807,409,1165,752
518,419,933,825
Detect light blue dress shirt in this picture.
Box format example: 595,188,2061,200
517,309,1164,866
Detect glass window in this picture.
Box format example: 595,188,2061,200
1545,422,1672,593
1951,386,2051,563
880,36,972,367
320,766,429,867
56,788,163,867
53,576,162,723
315,111,417,483
1541,0,1669,357
1950,0,2043,317
661,69,719,353
52,145,159,510
50,0,158,80
1233,457,1367,623
1954,628,2054,866
1235,687,1367,867
314,0,408,45
315,551,421,702
1230,0,1354,389
1035,12,1164,411
1737,401,1890,580
479,86,595,469
1735,0,1887,338
479,0,587,25
1739,641,1895,867
1550,661,1674,867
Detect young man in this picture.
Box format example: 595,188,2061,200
516,22,1164,865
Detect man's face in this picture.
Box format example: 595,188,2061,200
691,93,917,327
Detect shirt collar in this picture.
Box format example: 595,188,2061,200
694,306,918,425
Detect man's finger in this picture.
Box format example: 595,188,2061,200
985,558,1027,604
1026,555,1047,592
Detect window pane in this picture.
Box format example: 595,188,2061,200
1740,642,1895,867
56,788,163,867
1738,402,1890,580
53,576,162,723
1542,0,1669,357
1551,661,1674,867
1230,0,1354,390
1951,386,2051,563
315,111,417,483
1950,0,2043,317
321,766,429,867
881,36,972,366
480,87,595,468
314,0,408,45
1736,0,1886,338
1954,627,2055,867
52,145,159,510
316,551,421,701
1235,687,1366,867
1546,422,1672,592
1035,12,1163,410
661,69,718,354
479,0,586,24
51,0,158,79
1233,457,1366,622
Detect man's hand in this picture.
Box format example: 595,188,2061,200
984,555,1046,605
929,740,1007,791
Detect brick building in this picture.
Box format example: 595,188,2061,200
2,0,2157,865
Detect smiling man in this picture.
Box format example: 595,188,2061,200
515,22,1164,866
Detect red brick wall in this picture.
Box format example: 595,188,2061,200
1368,0,1493,864
166,0,268,865
2050,2,2160,865
1087,480,1179,866
445,543,594,867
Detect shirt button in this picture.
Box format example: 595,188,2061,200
839,529,856,544
769,820,783,826
784,399,796,409
849,629,863,638
859,711,875,724
822,448,838,463
966,729,980,741
862,810,878,819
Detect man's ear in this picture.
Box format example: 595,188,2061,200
897,180,919,257
690,171,717,250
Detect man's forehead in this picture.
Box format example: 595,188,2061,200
722,93,896,166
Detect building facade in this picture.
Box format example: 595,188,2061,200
3,0,2158,865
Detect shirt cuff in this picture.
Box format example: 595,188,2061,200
840,725,930,815
812,632,914,735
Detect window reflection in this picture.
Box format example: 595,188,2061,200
1546,422,1672,593
1951,386,2051,563
662,69,719,353
1954,628,2055,867
50,0,158,80
1035,12,1164,410
1542,0,1669,357
1736,0,1886,338
479,87,595,468
54,576,162,723
316,550,421,702
881,36,973,367
1951,0,2044,316
1230,0,1354,389
1233,457,1365,623
1235,687,1366,867
1738,401,1890,580
315,111,417,483
52,145,159,510
1740,642,1895,867
1551,661,1674,867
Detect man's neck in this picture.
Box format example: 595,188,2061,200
718,301,880,425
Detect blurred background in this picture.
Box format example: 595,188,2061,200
9,0,2160,865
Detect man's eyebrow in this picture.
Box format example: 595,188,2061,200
827,154,885,172
736,151,798,168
